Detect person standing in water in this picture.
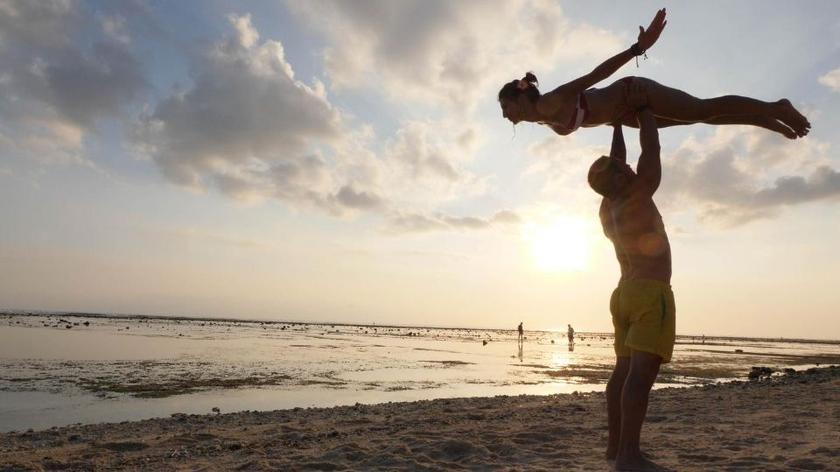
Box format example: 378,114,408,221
588,81,674,471
517,322,524,344
567,324,575,344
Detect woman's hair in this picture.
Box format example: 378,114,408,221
498,72,539,103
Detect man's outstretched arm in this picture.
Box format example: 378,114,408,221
610,124,626,163
635,107,661,195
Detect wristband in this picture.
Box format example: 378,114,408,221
630,43,648,67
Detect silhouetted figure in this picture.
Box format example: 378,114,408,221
588,83,674,471
517,322,524,344
499,9,810,140
567,324,575,344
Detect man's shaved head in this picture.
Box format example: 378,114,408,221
588,155,615,197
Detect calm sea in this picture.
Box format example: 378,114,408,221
1,312,838,432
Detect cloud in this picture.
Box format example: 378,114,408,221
818,67,840,92
99,14,131,45
658,128,840,227
0,0,145,163
524,133,610,199
0,0,77,50
376,120,489,207
287,0,623,112
134,14,344,207
384,209,521,234
752,166,840,207
133,14,501,228
334,184,385,210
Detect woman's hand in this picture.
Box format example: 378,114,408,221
636,8,667,52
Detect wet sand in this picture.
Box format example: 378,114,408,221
1,366,837,471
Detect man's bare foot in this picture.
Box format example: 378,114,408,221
607,450,656,463
775,99,811,138
614,454,671,471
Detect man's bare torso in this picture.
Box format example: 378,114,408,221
599,192,671,283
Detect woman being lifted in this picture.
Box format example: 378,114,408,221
499,9,810,139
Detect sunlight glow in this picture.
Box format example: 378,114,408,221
524,217,590,272
550,352,572,368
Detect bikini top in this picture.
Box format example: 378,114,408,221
551,92,589,134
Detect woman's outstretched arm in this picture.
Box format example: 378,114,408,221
549,9,667,98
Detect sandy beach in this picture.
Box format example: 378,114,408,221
1,366,837,471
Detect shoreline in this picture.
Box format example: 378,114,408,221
2,366,837,471
4,311,839,345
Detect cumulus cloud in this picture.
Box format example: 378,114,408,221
287,0,623,112
0,0,145,163
375,120,490,208
519,126,839,228
100,14,131,45
0,0,77,50
134,14,344,206
658,128,840,227
133,14,502,228
818,67,840,92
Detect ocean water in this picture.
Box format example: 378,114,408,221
1,312,838,432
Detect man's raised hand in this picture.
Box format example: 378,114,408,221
626,81,649,112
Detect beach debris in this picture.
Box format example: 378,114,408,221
735,349,744,353
212,407,221,415
482,340,488,346
748,366,775,380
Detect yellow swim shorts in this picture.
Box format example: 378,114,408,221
610,279,676,363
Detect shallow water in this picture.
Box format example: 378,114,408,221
1,312,838,432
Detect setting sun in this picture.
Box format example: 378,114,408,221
524,217,590,272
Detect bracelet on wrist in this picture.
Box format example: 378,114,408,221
630,43,648,67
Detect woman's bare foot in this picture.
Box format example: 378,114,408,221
775,99,811,137
757,116,797,139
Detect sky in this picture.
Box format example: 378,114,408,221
1,0,839,339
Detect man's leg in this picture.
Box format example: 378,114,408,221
606,356,630,460
616,350,662,468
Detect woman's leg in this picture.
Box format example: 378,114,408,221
621,114,796,138
636,78,809,138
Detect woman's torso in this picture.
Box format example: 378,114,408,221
581,77,637,127
538,76,638,134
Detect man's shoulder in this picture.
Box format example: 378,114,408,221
626,182,657,203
